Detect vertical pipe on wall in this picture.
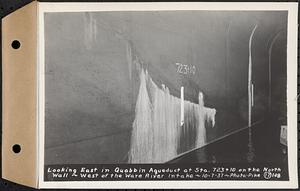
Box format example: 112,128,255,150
248,25,257,127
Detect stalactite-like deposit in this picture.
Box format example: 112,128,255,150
128,68,217,163
128,70,153,163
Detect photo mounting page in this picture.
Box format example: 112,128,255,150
38,2,298,189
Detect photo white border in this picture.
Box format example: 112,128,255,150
37,2,298,189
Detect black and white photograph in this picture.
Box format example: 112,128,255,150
38,2,298,189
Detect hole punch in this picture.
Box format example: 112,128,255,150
11,40,21,49
12,144,21,153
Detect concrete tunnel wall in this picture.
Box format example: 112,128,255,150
44,11,287,164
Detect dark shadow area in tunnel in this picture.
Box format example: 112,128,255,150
168,117,288,180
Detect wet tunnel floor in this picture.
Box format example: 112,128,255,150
168,118,289,179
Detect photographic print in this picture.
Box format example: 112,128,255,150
37,2,298,189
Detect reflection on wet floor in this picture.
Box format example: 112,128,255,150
168,117,288,178
173,106,247,157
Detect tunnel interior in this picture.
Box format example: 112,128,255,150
44,11,287,164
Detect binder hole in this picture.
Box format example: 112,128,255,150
12,144,21,153
11,40,21,49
